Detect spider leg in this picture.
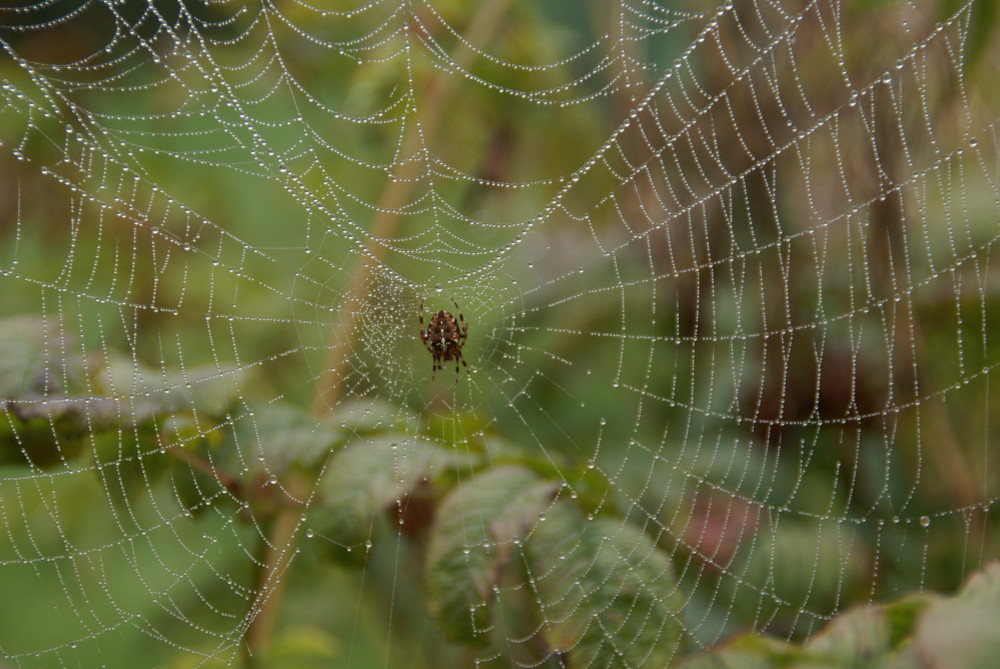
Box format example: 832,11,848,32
419,299,436,353
452,299,469,348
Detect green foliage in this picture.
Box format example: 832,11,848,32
525,505,684,668
4,307,999,667
314,434,466,556
424,465,559,643
0,313,688,666
679,562,1000,669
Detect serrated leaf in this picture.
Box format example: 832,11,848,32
0,401,89,468
317,435,466,550
914,561,1000,668
91,425,171,510
805,602,891,662
326,397,418,434
178,365,248,417
526,504,683,668
233,402,343,474
425,465,557,645
804,593,935,664
676,635,797,669
0,315,87,398
96,356,247,420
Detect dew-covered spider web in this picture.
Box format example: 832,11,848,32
1,0,999,666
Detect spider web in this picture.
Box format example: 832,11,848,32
0,0,998,666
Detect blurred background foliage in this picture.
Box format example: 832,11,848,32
1,0,1000,667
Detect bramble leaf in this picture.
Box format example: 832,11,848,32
316,435,468,551
424,465,557,645
525,503,684,668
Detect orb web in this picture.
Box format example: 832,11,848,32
0,0,997,666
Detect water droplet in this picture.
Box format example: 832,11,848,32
434,283,442,293
365,540,373,550
268,475,277,484
920,516,931,527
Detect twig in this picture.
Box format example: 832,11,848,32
247,1,513,658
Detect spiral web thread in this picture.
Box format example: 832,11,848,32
0,0,997,665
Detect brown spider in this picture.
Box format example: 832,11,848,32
419,299,468,382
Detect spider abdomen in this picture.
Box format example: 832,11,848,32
419,301,469,381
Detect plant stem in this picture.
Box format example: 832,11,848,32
310,0,513,415
246,2,513,660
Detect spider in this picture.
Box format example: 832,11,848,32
419,298,468,382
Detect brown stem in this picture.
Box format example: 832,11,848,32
167,444,243,499
311,0,513,415
247,2,513,659
244,473,309,657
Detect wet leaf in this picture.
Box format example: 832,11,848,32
677,635,797,669
804,595,935,663
233,402,343,474
317,435,467,551
91,425,170,510
96,356,247,420
326,397,418,434
525,503,684,667
0,315,87,398
914,561,1000,668
425,465,557,645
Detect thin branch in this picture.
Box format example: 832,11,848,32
247,1,513,658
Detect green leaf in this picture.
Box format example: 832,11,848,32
326,397,418,434
95,356,247,420
177,364,248,417
260,625,341,669
913,561,1000,668
317,435,468,550
0,316,100,467
802,592,935,665
676,635,798,669
425,465,557,645
0,315,87,397
525,504,684,668
0,400,91,468
91,424,171,510
884,594,937,647
233,402,343,474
